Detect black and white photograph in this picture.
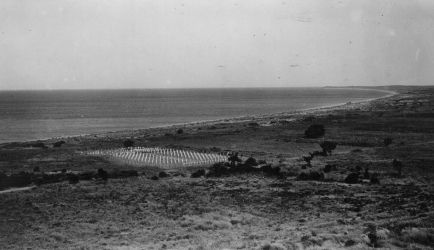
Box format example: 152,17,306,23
1,1,434,249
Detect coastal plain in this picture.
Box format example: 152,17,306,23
1,86,434,250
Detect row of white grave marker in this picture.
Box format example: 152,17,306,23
86,147,232,168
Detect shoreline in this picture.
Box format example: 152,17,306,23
0,87,398,145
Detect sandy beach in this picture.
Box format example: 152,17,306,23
24,87,396,146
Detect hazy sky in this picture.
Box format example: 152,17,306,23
1,0,433,90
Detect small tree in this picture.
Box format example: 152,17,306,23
384,138,392,147
304,124,325,138
319,141,337,156
123,139,135,148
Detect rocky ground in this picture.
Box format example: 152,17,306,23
1,85,434,250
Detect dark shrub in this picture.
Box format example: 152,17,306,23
304,124,325,138
297,171,324,181
79,172,94,181
345,173,359,184
392,159,403,177
208,162,230,177
311,150,326,156
67,174,79,184
97,168,108,181
0,172,8,190
319,141,337,156
248,122,259,127
32,142,46,148
176,129,184,134
324,164,336,173
297,172,309,181
53,141,66,148
384,138,393,147
151,176,159,181
61,169,67,173
158,171,168,178
33,166,40,172
35,177,44,186
6,172,33,188
364,168,370,179
123,139,135,148
127,170,139,177
109,170,138,179
191,169,205,178
370,176,380,185
368,233,381,248
309,171,324,181
345,240,357,247
244,157,258,167
260,164,281,175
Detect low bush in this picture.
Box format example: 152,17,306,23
123,139,134,148
345,173,359,184
244,157,258,167
260,164,281,175
67,174,79,184
304,124,325,138
207,162,230,177
191,169,206,178
402,228,434,247
323,164,336,173
31,142,46,148
158,171,168,178
53,141,66,148
97,168,108,181
384,137,393,147
297,171,324,181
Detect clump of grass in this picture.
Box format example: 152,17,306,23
402,228,434,247
260,242,287,250
179,213,233,231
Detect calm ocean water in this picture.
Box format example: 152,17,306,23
0,88,389,143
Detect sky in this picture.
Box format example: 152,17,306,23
1,0,434,90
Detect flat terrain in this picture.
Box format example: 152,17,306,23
1,86,434,250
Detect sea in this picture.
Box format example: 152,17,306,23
0,88,390,144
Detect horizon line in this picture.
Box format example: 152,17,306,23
1,84,432,92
